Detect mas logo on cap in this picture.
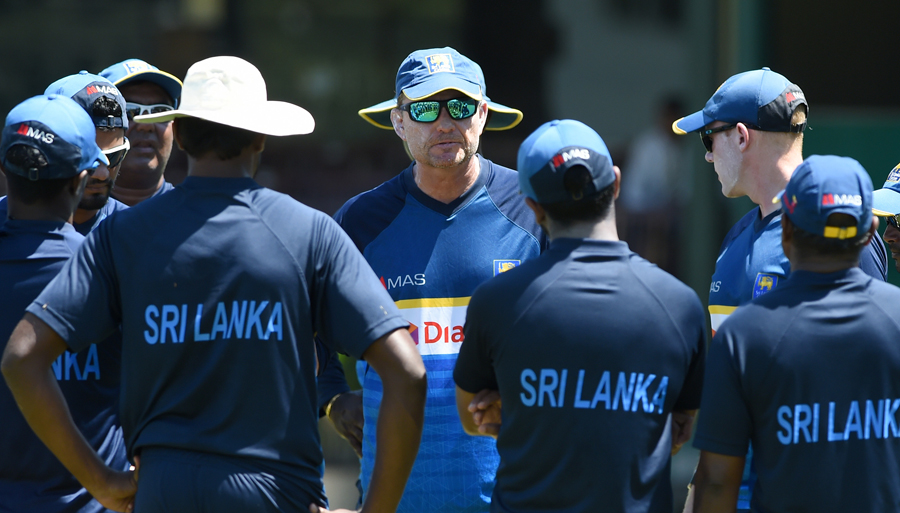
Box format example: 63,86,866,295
494,260,520,276
426,54,455,74
886,163,900,183
15,123,55,144
552,147,592,169
753,273,780,298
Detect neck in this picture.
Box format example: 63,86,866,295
7,200,73,224
789,258,858,274
413,156,480,204
111,175,165,206
187,153,257,179
72,207,98,225
547,212,619,242
753,147,803,218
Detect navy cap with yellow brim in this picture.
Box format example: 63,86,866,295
359,47,523,131
99,59,183,107
872,162,900,216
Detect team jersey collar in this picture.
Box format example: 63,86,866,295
180,176,261,193
548,237,630,256
0,218,73,235
0,219,80,261
753,206,782,232
786,267,867,286
402,154,491,217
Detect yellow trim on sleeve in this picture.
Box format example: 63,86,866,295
708,305,738,315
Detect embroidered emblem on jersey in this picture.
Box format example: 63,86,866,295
887,163,900,183
396,297,468,356
753,273,779,298
494,259,520,275
426,54,454,74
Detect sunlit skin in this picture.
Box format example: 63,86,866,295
112,82,175,206
882,221,900,272
704,121,745,198
73,129,125,224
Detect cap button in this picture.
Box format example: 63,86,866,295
762,66,771,71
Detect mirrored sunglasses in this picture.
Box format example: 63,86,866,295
881,213,900,229
125,102,174,121
700,123,737,153
102,138,130,169
399,98,479,123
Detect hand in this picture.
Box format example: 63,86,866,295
671,410,696,455
468,389,501,437
90,467,138,513
327,390,364,457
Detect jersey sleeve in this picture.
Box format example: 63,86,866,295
454,284,499,393
308,213,408,360
26,225,121,352
859,235,888,282
673,301,707,411
692,327,752,457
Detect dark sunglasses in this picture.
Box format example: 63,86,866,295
881,214,900,229
125,102,174,121
102,138,130,169
700,124,737,153
398,98,479,123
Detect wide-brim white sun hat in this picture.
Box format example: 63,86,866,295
134,56,314,137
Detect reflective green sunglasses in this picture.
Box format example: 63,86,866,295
399,98,479,123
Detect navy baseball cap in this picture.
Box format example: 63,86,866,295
773,155,873,240
872,163,900,216
99,58,183,106
517,119,615,204
44,71,128,130
0,94,108,180
359,47,523,131
672,68,807,134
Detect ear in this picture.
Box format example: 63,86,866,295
172,119,186,150
736,122,751,153
524,196,546,226
390,108,406,141
472,100,489,135
612,165,622,200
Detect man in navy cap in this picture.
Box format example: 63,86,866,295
321,47,544,512
689,155,900,512
672,68,888,510
0,94,128,513
100,59,183,206
872,163,900,272
453,119,706,513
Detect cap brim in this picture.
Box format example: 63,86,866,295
872,188,900,216
357,97,523,132
135,101,315,136
672,110,710,135
111,70,183,105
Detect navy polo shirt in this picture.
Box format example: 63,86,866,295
696,268,900,512
455,238,706,513
29,176,408,509
0,219,126,513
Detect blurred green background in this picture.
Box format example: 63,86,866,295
3,0,898,510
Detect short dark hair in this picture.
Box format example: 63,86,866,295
3,145,71,204
174,117,258,160
92,96,123,131
539,165,615,225
787,213,869,259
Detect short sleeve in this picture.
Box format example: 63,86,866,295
308,214,408,360
673,303,707,411
26,225,121,352
453,285,499,393
692,328,752,457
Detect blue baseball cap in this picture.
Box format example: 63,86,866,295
44,71,128,130
517,119,615,204
774,155,873,240
872,163,900,216
0,94,108,180
359,47,523,131
99,58,183,106
672,68,807,135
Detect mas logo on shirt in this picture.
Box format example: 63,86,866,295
753,273,780,298
494,259,520,276
426,54,454,74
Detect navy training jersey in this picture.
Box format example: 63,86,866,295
29,176,408,510
455,239,706,513
0,219,127,513
708,207,887,336
696,268,900,512
0,195,129,235
335,156,546,513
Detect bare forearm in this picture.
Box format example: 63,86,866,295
689,452,743,513
2,317,110,492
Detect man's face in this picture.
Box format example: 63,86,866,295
118,82,175,182
882,217,900,273
80,128,126,210
392,90,488,171
703,121,745,197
